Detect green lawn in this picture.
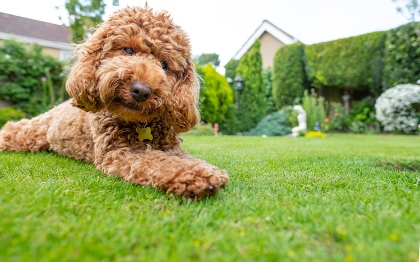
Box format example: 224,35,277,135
0,134,419,261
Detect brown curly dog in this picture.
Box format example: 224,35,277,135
0,6,229,199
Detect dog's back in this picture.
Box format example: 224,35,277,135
0,100,94,162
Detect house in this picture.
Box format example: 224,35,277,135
232,20,299,69
0,12,73,61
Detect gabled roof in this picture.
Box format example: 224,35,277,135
232,19,299,60
0,12,70,43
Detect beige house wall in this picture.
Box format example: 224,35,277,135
42,47,61,58
259,32,285,69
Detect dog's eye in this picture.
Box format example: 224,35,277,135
123,47,135,56
161,61,168,70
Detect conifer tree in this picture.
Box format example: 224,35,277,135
235,40,266,132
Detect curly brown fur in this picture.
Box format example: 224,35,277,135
0,6,228,199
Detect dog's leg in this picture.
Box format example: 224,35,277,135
0,113,52,152
97,149,229,199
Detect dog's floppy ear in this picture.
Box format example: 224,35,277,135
66,29,106,112
166,60,200,133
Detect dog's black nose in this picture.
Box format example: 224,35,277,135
130,81,152,102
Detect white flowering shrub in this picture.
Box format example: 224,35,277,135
375,84,420,134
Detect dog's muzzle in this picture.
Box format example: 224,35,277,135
130,81,152,102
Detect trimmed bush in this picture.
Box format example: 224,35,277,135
0,107,26,128
272,43,308,108
382,22,420,89
185,122,215,136
244,110,290,136
375,83,420,134
305,32,386,96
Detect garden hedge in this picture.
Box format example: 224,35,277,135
272,43,308,108
273,22,420,96
305,31,386,96
382,22,420,89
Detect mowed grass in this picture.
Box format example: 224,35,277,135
0,134,419,261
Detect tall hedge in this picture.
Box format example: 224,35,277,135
382,22,420,89
235,40,266,132
272,43,308,108
305,32,386,96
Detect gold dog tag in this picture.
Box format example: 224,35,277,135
136,127,153,141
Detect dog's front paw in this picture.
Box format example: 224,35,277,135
165,163,229,199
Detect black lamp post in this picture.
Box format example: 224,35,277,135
234,75,244,109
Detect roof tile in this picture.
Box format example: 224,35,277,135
0,12,70,43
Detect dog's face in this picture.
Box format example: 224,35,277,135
66,6,199,132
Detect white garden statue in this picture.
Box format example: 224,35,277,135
291,105,307,137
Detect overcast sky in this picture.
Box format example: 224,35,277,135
1,0,410,68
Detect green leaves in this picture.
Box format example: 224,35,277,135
382,22,420,89
197,63,234,128
195,53,221,67
270,21,420,104
236,40,266,132
63,0,106,43
272,43,307,108
305,32,386,95
0,39,65,116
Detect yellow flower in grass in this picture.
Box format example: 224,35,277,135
305,131,327,138
389,233,399,242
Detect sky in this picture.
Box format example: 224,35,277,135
0,0,410,70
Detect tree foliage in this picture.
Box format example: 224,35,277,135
382,22,420,89
305,32,386,96
62,0,106,43
224,59,239,81
235,40,266,132
392,0,420,22
197,64,234,128
272,43,308,109
195,53,220,67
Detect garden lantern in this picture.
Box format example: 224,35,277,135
234,75,244,92
234,75,244,109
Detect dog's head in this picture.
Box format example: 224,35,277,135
66,6,199,133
